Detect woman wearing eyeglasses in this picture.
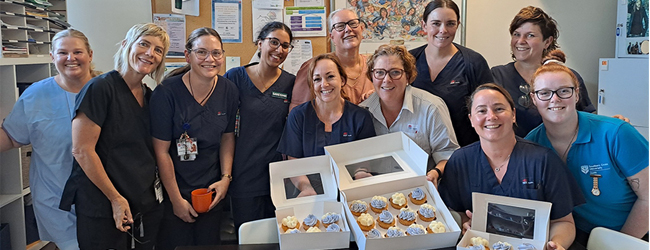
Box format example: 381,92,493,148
223,22,294,231
525,50,649,248
278,53,375,197
359,44,459,185
289,8,374,111
490,6,597,137
438,83,585,250
150,27,238,249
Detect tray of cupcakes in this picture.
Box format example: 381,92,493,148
325,133,461,250
270,155,350,250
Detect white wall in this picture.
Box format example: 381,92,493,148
465,0,618,109
66,0,156,87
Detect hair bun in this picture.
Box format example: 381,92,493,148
543,49,566,65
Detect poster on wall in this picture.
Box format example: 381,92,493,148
284,6,327,37
252,0,284,42
626,0,649,55
212,0,243,43
332,0,463,54
153,14,186,58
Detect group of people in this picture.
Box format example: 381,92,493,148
0,0,646,250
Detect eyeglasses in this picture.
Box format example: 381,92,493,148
533,87,575,101
372,68,404,80
331,19,361,32
189,48,225,60
264,37,294,53
518,84,531,107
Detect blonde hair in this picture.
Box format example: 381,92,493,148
51,28,101,77
114,23,170,83
365,44,417,83
531,49,579,91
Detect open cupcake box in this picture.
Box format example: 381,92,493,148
456,193,552,250
325,132,461,250
270,155,351,250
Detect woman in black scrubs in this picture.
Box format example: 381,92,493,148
409,0,492,149
490,6,596,137
150,27,238,249
62,23,169,250
223,22,295,231
278,53,375,197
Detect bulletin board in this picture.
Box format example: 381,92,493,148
151,0,331,72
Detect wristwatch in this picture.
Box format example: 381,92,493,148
221,174,233,181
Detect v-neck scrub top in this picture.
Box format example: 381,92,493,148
277,101,376,158
491,62,596,137
2,77,78,246
150,74,239,199
438,137,585,220
224,64,294,198
60,70,158,217
526,112,648,232
409,43,493,147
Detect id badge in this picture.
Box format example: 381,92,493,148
177,132,198,161
154,172,163,203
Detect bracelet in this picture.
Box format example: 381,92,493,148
221,174,232,181
432,167,442,181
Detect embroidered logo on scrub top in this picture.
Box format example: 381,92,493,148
343,132,352,137
217,111,226,116
450,80,459,85
580,163,610,175
407,124,419,134
522,178,533,185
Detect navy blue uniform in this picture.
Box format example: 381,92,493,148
277,101,376,158
223,64,295,229
491,62,596,137
409,43,493,147
438,137,585,220
149,73,239,249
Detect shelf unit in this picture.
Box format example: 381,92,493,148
0,1,66,249
0,0,69,58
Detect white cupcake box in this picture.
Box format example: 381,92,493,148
325,132,462,250
456,193,552,250
269,155,350,250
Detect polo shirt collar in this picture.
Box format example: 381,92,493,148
402,85,415,114
574,111,593,145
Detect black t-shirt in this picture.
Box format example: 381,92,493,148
150,74,239,199
60,70,157,218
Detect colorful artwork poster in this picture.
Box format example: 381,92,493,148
346,0,430,43
627,0,649,38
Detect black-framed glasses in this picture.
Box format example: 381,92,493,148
331,19,361,32
518,84,531,107
189,48,225,60
264,37,294,52
533,87,575,101
372,68,404,80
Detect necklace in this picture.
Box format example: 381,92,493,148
494,153,512,172
561,122,579,161
188,71,216,106
345,56,363,81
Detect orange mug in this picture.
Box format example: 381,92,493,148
191,188,214,213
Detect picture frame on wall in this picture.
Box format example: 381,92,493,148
617,0,649,57
330,0,465,54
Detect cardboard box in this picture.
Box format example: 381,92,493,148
269,155,350,250
456,193,551,250
325,132,461,250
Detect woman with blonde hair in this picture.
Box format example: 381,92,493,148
60,23,169,250
0,28,98,250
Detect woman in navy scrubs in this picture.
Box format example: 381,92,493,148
223,22,295,231
438,83,584,250
62,23,169,250
359,44,459,186
525,51,648,247
150,27,238,249
278,53,375,197
409,0,492,149
490,6,597,137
